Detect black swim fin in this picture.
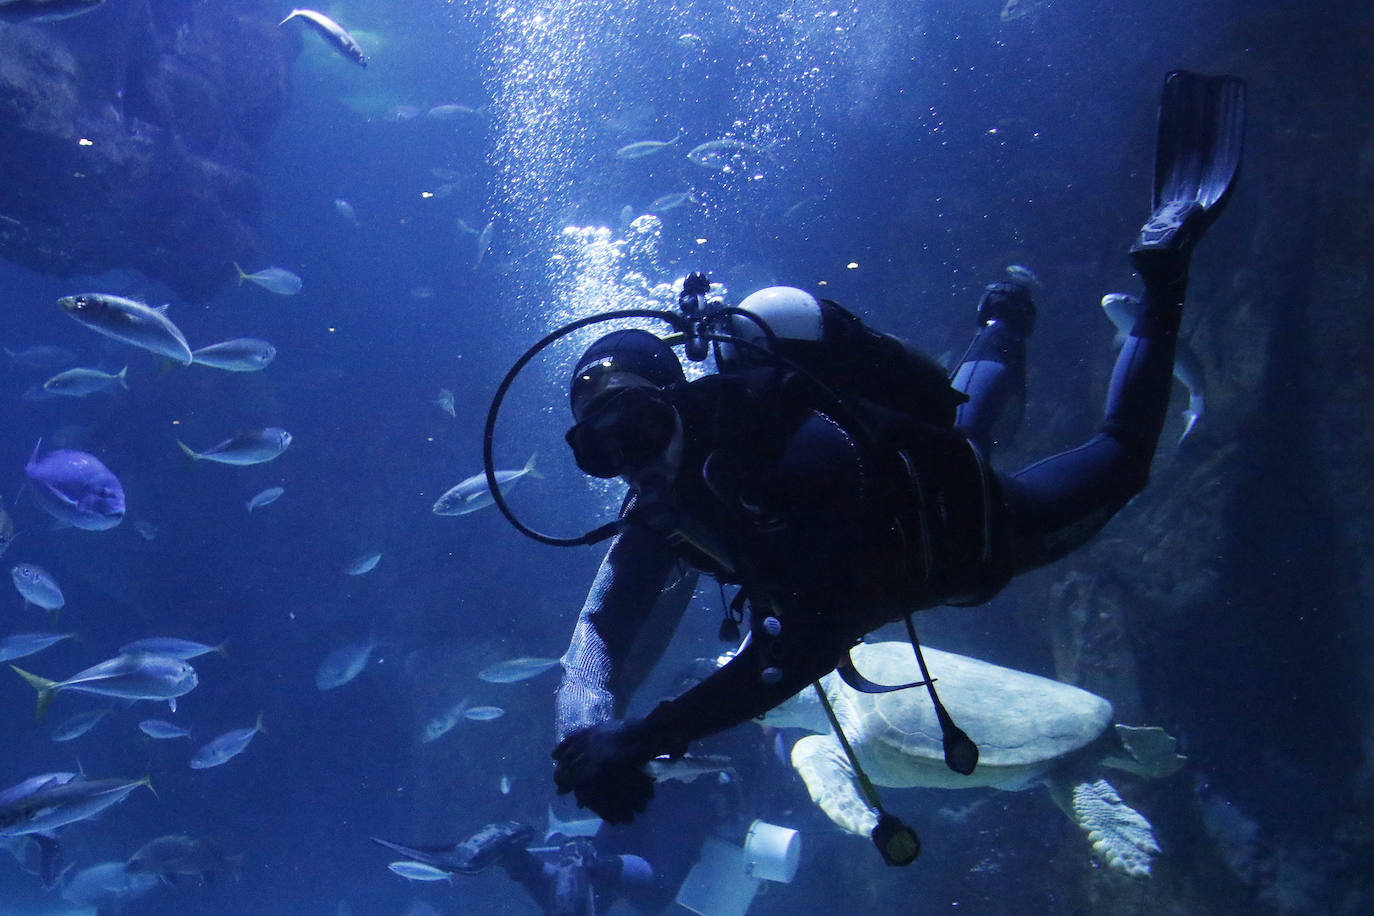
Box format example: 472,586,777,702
1132,70,1246,262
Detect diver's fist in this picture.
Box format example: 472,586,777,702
552,720,656,824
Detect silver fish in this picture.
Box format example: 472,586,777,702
616,133,683,159
118,637,225,660
280,8,368,68
57,294,192,365
686,138,761,171
60,860,158,907
50,707,111,742
178,427,292,465
315,638,377,690
191,338,277,372
334,198,360,225
138,719,191,740
126,834,234,886
650,191,696,212
463,705,504,721
0,775,153,838
190,713,265,769
1000,0,1046,23
233,263,303,295
644,753,736,785
0,501,16,559
544,804,602,842
0,0,104,24
247,487,285,511
11,563,64,612
42,366,127,397
25,441,126,531
432,453,539,516
3,344,76,370
477,656,559,684
433,388,456,417
11,653,198,719
0,632,73,663
1101,294,1206,442
421,697,469,743
388,861,453,883
343,552,382,576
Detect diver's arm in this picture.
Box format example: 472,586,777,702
634,615,846,757
554,521,681,744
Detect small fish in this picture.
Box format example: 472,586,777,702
60,860,158,906
650,191,696,212
3,344,77,371
388,861,453,883
280,8,368,68
1005,264,1041,287
57,293,192,365
334,198,360,226
191,338,277,372
644,753,736,785
126,834,235,886
344,552,381,576
616,132,684,159
464,705,504,721
24,440,125,531
0,632,73,663
50,708,111,742
432,453,540,516
686,138,761,171
12,653,198,719
178,427,292,465
0,775,153,837
474,219,494,267
1101,294,1206,442
499,775,511,795
427,104,483,120
545,804,603,842
139,719,191,740
118,637,225,660
233,263,303,296
1000,0,1045,23
477,656,559,684
421,697,469,743
433,388,456,417
0,0,104,24
246,487,285,512
0,500,16,558
190,712,265,769
315,638,377,690
134,519,159,541
41,366,127,397
11,564,64,612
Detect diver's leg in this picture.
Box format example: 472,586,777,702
952,281,1036,453
998,257,1184,572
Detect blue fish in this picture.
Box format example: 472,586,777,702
24,440,125,531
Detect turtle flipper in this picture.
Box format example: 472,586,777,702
1067,778,1161,878
1102,724,1187,779
791,734,879,837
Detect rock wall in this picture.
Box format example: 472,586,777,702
0,0,294,300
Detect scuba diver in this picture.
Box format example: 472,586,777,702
487,72,1245,856
372,822,654,916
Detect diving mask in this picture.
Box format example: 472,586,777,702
565,384,679,479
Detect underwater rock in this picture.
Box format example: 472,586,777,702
0,0,294,301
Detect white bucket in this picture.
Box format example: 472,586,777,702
742,820,801,883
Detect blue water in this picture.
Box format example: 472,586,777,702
0,0,1362,913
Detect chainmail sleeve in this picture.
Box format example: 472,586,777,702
554,520,684,744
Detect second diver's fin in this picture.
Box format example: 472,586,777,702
1132,70,1246,261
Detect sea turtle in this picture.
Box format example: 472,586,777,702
763,641,1185,877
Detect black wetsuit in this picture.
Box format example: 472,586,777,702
555,284,1181,761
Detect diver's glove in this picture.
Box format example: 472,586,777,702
976,281,1036,339
552,719,660,824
